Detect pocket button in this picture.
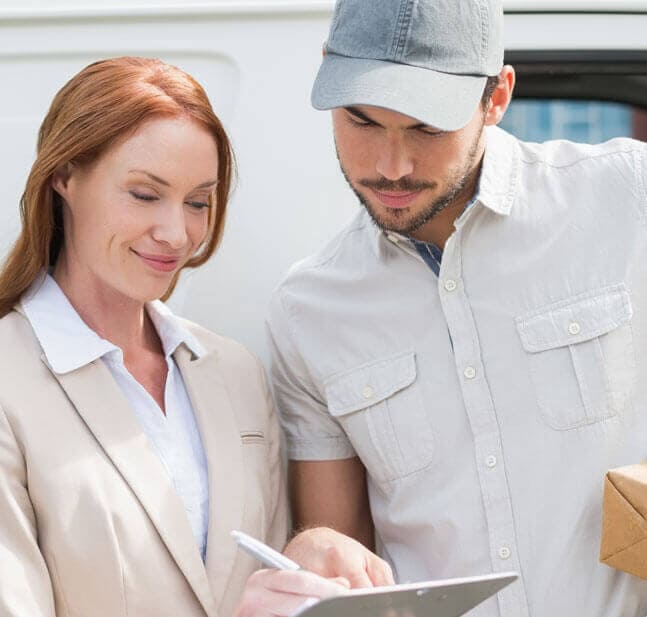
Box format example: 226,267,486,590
362,385,375,400
568,322,581,335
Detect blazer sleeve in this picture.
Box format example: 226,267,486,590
0,402,56,616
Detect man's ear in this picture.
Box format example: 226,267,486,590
51,163,74,201
322,44,327,58
485,65,516,126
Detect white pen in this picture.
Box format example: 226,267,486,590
231,530,302,571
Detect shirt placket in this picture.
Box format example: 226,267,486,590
439,221,530,617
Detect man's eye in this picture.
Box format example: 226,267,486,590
130,191,157,201
347,115,372,128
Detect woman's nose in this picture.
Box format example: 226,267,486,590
152,203,188,249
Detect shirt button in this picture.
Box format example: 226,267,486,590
444,279,457,292
498,546,511,560
362,386,374,400
485,455,497,468
568,322,581,335
464,366,477,380
386,233,399,244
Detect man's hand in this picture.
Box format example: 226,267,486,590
284,527,394,588
233,569,349,617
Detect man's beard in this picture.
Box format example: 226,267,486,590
337,121,485,237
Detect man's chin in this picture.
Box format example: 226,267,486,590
363,203,419,235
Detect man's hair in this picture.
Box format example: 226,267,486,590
481,75,500,108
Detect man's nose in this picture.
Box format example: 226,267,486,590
375,134,414,181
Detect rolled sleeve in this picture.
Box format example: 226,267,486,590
266,291,355,461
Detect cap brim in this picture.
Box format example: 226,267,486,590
311,54,487,132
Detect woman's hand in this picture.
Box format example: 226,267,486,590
284,527,394,588
233,569,349,617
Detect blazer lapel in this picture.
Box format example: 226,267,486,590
174,346,245,609
46,357,218,617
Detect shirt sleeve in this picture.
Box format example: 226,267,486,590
638,140,647,210
266,290,356,461
0,403,56,617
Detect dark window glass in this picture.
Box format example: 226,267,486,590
501,51,647,143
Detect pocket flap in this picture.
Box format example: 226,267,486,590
516,284,632,353
324,351,417,417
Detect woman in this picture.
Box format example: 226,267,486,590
0,56,350,617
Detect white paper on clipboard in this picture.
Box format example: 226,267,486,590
291,571,518,617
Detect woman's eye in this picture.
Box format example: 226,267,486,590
186,201,210,210
129,191,157,202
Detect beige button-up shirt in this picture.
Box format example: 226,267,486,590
267,126,647,617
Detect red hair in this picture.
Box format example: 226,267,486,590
0,56,235,317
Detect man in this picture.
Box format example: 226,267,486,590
267,0,647,615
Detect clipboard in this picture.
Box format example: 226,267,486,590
292,571,518,617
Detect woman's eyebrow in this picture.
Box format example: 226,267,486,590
195,178,218,189
128,169,217,189
128,169,170,186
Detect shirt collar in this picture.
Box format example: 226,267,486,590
21,272,205,375
146,299,206,361
475,125,520,217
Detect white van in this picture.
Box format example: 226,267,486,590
1,0,646,366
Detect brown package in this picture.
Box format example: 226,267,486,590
600,463,647,578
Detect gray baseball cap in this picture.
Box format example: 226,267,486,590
312,0,504,131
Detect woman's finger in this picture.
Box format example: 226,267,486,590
260,568,349,597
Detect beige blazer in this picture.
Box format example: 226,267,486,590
0,307,288,617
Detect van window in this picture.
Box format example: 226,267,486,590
501,51,647,143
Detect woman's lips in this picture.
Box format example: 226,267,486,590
132,250,181,273
370,188,421,209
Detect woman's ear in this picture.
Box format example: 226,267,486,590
485,65,516,126
51,163,74,201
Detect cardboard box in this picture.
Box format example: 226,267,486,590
600,464,647,578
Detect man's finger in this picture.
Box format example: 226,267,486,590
366,555,395,586
345,568,374,589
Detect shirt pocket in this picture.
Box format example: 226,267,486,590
324,350,433,485
515,283,635,430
